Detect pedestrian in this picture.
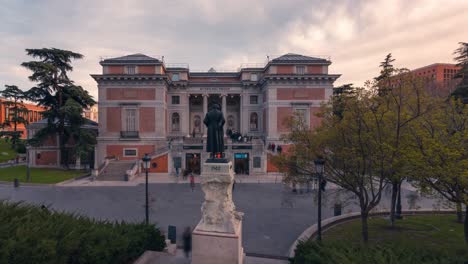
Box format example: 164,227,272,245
190,173,195,191
232,179,236,192
183,226,192,258
175,167,179,178
277,145,282,153
272,143,276,152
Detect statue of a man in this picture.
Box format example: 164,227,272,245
203,103,225,158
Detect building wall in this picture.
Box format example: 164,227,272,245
93,54,340,174
0,99,46,139
35,150,58,166
106,144,155,160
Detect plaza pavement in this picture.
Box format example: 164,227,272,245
0,180,444,258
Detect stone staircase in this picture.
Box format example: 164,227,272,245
97,161,135,181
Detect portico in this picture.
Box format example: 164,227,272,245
92,53,340,179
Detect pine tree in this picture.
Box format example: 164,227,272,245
374,53,395,96
21,48,96,166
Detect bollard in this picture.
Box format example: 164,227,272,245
13,178,19,188
168,225,177,244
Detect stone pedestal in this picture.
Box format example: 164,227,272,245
191,161,244,264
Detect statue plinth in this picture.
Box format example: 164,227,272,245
192,161,244,264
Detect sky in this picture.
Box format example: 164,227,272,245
1,0,467,100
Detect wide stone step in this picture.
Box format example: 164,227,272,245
97,161,135,181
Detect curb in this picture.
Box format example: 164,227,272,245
287,209,457,258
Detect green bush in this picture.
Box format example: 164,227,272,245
15,141,26,154
0,202,166,264
292,240,467,264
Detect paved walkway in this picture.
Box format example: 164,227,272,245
141,249,288,264
0,183,441,257
58,173,285,186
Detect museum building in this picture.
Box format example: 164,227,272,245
91,53,340,177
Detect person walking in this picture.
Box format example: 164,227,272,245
183,226,192,258
190,173,195,192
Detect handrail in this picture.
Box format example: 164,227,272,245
125,160,141,181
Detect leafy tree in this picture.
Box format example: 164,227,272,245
274,88,390,242
0,85,29,147
407,97,468,242
452,42,468,101
21,48,96,166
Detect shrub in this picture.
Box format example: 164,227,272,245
292,240,467,264
15,141,26,154
0,202,165,264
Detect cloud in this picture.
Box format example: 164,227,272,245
0,0,467,99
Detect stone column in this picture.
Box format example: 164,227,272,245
221,94,227,119
203,94,208,137
239,94,244,134
186,93,191,137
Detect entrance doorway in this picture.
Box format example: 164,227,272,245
234,153,249,175
186,153,201,175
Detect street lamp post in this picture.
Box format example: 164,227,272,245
142,153,151,225
314,158,325,241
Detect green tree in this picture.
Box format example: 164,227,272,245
452,42,468,101
0,85,29,147
332,83,356,119
407,97,468,242
21,48,96,167
274,88,390,242
374,53,395,96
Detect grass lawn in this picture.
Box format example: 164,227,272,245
0,139,17,163
0,165,87,184
323,214,467,258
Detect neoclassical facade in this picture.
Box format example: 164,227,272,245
92,53,340,175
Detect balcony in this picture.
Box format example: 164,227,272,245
120,131,139,139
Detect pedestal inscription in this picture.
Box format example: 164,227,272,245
197,162,243,233
192,161,244,264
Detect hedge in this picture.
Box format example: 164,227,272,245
0,202,166,264
292,240,467,264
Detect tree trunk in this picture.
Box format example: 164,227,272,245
361,211,369,243
464,204,468,244
456,202,463,223
390,182,398,227
396,181,402,219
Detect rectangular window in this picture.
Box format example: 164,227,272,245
125,108,137,131
253,157,261,168
172,96,180,104
296,66,306,75
250,95,258,104
172,73,180,81
250,73,258,81
123,148,137,157
125,65,136,74
295,108,309,127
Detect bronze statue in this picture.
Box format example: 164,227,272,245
203,103,225,160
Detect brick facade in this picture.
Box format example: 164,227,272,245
92,53,340,175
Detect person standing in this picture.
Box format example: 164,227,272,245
190,173,195,192
183,226,192,258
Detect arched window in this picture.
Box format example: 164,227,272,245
172,113,180,131
250,113,258,131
